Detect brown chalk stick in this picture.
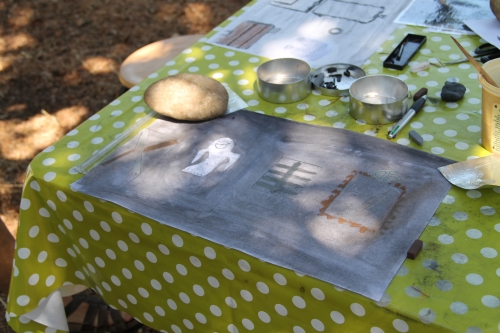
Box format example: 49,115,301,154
413,88,428,101
407,239,423,260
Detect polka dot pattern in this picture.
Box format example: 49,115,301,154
7,20,500,333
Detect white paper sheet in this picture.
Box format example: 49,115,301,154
207,0,411,67
395,0,494,35
463,18,500,49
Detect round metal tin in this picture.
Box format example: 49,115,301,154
312,63,366,97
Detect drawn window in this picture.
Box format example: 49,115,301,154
319,171,405,234
313,0,384,24
253,157,321,197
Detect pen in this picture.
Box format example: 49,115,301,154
388,95,427,139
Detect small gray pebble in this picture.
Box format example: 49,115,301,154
441,81,466,101
409,130,423,146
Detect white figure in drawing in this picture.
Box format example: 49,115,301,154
182,138,241,177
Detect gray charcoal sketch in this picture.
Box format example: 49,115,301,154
72,111,453,301
396,0,493,32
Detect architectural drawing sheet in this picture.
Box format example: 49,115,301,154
206,0,411,67
72,111,453,301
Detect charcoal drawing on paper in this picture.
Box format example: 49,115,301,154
72,111,453,301
395,0,494,33
183,138,241,177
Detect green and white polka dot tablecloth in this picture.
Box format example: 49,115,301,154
7,3,500,333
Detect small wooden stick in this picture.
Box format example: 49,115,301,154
411,286,429,297
417,295,428,304
411,286,427,294
411,286,429,304
450,36,498,87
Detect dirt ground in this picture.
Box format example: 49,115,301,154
0,1,249,331
0,0,250,238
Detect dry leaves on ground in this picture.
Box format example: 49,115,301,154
0,0,250,237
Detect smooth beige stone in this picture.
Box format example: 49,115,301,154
144,73,228,121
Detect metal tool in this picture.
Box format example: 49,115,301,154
445,43,500,65
480,51,500,63
388,95,427,139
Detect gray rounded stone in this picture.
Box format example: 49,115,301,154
144,73,228,121
441,81,466,101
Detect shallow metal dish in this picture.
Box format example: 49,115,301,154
256,58,311,103
349,75,408,124
312,63,366,97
